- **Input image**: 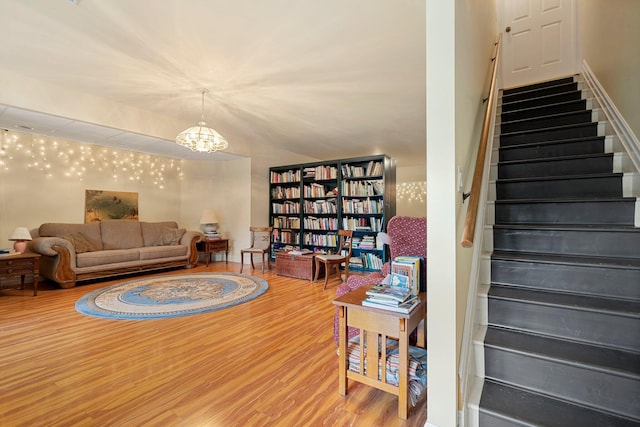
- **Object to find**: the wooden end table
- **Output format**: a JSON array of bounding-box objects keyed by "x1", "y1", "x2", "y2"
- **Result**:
[
  {"x1": 0, "y1": 252, "x2": 40, "y2": 296},
  {"x1": 200, "y1": 238, "x2": 229, "y2": 266},
  {"x1": 333, "y1": 285, "x2": 426, "y2": 419}
]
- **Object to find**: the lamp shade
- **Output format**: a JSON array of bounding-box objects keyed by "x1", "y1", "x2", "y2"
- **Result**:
[
  {"x1": 9, "y1": 226, "x2": 32, "y2": 253},
  {"x1": 200, "y1": 209, "x2": 219, "y2": 224},
  {"x1": 9, "y1": 227, "x2": 32, "y2": 241}
]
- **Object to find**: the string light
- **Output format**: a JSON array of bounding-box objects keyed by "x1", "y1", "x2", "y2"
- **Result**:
[
  {"x1": 397, "y1": 181, "x2": 426, "y2": 204},
  {"x1": 1, "y1": 130, "x2": 182, "y2": 188}
]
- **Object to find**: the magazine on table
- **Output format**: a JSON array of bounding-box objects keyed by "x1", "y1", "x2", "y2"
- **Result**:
[{"x1": 362, "y1": 294, "x2": 419, "y2": 314}]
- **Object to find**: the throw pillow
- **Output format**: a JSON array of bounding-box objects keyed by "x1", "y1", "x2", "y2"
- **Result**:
[
  {"x1": 63, "y1": 232, "x2": 96, "y2": 253},
  {"x1": 154, "y1": 227, "x2": 186, "y2": 246}
]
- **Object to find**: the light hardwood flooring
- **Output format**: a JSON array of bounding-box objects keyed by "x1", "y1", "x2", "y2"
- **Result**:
[{"x1": 0, "y1": 261, "x2": 427, "y2": 426}]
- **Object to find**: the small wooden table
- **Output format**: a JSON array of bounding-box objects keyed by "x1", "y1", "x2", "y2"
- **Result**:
[
  {"x1": 333, "y1": 285, "x2": 426, "y2": 419},
  {"x1": 0, "y1": 252, "x2": 40, "y2": 296},
  {"x1": 200, "y1": 238, "x2": 229, "y2": 266}
]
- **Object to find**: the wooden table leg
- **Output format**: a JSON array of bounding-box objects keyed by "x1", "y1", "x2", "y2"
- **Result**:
[
  {"x1": 398, "y1": 318, "x2": 409, "y2": 420},
  {"x1": 338, "y1": 306, "x2": 347, "y2": 396}
]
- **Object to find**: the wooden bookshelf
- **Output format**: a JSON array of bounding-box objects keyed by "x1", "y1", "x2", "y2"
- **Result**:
[{"x1": 269, "y1": 155, "x2": 395, "y2": 273}]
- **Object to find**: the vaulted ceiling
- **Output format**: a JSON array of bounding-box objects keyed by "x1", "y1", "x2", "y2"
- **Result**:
[{"x1": 0, "y1": 0, "x2": 426, "y2": 164}]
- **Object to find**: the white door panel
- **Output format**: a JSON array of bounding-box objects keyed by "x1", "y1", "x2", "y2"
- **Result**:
[{"x1": 499, "y1": 0, "x2": 576, "y2": 88}]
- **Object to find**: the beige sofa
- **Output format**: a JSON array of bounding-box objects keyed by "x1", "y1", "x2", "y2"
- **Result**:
[{"x1": 29, "y1": 220, "x2": 203, "y2": 288}]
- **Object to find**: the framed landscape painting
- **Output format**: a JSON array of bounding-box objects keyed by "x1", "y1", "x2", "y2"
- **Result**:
[{"x1": 85, "y1": 190, "x2": 139, "y2": 223}]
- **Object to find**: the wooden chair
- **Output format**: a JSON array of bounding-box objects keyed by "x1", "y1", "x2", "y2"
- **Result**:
[
  {"x1": 314, "y1": 229, "x2": 353, "y2": 289},
  {"x1": 240, "y1": 227, "x2": 272, "y2": 273}
]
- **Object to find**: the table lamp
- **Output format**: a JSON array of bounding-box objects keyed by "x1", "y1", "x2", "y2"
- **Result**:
[
  {"x1": 9, "y1": 227, "x2": 32, "y2": 253},
  {"x1": 200, "y1": 209, "x2": 219, "y2": 235}
]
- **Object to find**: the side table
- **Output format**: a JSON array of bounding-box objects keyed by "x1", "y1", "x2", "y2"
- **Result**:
[
  {"x1": 200, "y1": 238, "x2": 229, "y2": 266},
  {"x1": 0, "y1": 252, "x2": 40, "y2": 296},
  {"x1": 333, "y1": 285, "x2": 426, "y2": 419}
]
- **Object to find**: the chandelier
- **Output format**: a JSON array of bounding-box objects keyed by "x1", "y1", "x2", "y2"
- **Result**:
[{"x1": 176, "y1": 89, "x2": 228, "y2": 153}]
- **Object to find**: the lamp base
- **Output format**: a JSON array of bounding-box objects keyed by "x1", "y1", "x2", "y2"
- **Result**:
[
  {"x1": 203, "y1": 224, "x2": 217, "y2": 234},
  {"x1": 13, "y1": 240, "x2": 27, "y2": 253}
]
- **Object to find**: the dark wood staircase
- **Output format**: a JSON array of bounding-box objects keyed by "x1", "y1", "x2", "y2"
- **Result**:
[{"x1": 477, "y1": 76, "x2": 640, "y2": 426}]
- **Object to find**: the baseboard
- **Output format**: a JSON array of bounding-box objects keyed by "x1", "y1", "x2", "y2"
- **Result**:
[{"x1": 581, "y1": 60, "x2": 640, "y2": 172}]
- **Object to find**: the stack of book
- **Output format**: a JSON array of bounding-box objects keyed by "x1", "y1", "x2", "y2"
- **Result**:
[
  {"x1": 390, "y1": 255, "x2": 424, "y2": 296},
  {"x1": 362, "y1": 284, "x2": 420, "y2": 314}
]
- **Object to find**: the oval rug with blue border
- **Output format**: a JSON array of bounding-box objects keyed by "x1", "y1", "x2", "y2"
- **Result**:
[{"x1": 75, "y1": 272, "x2": 268, "y2": 320}]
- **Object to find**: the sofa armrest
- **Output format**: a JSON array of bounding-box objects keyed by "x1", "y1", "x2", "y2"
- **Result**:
[
  {"x1": 30, "y1": 236, "x2": 76, "y2": 257},
  {"x1": 181, "y1": 231, "x2": 204, "y2": 267},
  {"x1": 28, "y1": 237, "x2": 77, "y2": 287}
]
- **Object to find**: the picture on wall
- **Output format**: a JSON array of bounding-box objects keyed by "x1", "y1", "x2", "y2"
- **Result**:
[{"x1": 85, "y1": 190, "x2": 139, "y2": 223}]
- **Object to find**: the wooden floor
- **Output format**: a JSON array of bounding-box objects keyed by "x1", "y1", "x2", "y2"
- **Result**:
[{"x1": 0, "y1": 261, "x2": 427, "y2": 426}]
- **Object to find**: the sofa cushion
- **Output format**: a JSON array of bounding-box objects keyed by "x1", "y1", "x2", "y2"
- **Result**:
[
  {"x1": 139, "y1": 245, "x2": 188, "y2": 261},
  {"x1": 140, "y1": 221, "x2": 180, "y2": 247},
  {"x1": 63, "y1": 232, "x2": 97, "y2": 253},
  {"x1": 154, "y1": 227, "x2": 186, "y2": 246},
  {"x1": 76, "y1": 249, "x2": 140, "y2": 268},
  {"x1": 100, "y1": 220, "x2": 144, "y2": 250},
  {"x1": 39, "y1": 222, "x2": 103, "y2": 251}
]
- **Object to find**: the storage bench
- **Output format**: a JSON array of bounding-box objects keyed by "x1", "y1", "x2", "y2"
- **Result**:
[{"x1": 276, "y1": 252, "x2": 323, "y2": 281}]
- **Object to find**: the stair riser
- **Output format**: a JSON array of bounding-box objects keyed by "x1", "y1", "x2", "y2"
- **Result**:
[
  {"x1": 496, "y1": 175, "x2": 623, "y2": 199},
  {"x1": 501, "y1": 111, "x2": 593, "y2": 134},
  {"x1": 501, "y1": 91, "x2": 583, "y2": 113},
  {"x1": 494, "y1": 200, "x2": 636, "y2": 226},
  {"x1": 500, "y1": 99, "x2": 587, "y2": 123},
  {"x1": 503, "y1": 77, "x2": 575, "y2": 96},
  {"x1": 493, "y1": 228, "x2": 640, "y2": 259},
  {"x1": 502, "y1": 82, "x2": 578, "y2": 104},
  {"x1": 490, "y1": 258, "x2": 640, "y2": 301},
  {"x1": 488, "y1": 298, "x2": 640, "y2": 351},
  {"x1": 484, "y1": 346, "x2": 640, "y2": 421},
  {"x1": 501, "y1": 123, "x2": 598, "y2": 147},
  {"x1": 498, "y1": 137, "x2": 605, "y2": 162},
  {"x1": 498, "y1": 155, "x2": 613, "y2": 179}
]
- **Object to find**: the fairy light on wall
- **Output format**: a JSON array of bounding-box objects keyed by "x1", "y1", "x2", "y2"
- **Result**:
[
  {"x1": 1, "y1": 130, "x2": 183, "y2": 188},
  {"x1": 397, "y1": 181, "x2": 426, "y2": 204}
]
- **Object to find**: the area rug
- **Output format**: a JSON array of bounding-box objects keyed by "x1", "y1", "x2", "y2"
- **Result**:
[{"x1": 75, "y1": 272, "x2": 268, "y2": 320}]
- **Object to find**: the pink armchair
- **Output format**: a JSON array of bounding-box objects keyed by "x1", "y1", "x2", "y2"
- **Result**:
[{"x1": 333, "y1": 216, "x2": 427, "y2": 344}]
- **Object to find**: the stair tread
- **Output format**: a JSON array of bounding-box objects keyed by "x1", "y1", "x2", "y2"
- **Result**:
[
  {"x1": 500, "y1": 98, "x2": 586, "y2": 117},
  {"x1": 494, "y1": 197, "x2": 637, "y2": 205},
  {"x1": 496, "y1": 152, "x2": 613, "y2": 167},
  {"x1": 492, "y1": 223, "x2": 640, "y2": 232},
  {"x1": 485, "y1": 327, "x2": 640, "y2": 377},
  {"x1": 495, "y1": 171, "x2": 623, "y2": 184},
  {"x1": 500, "y1": 109, "x2": 592, "y2": 127},
  {"x1": 502, "y1": 82, "x2": 579, "y2": 104},
  {"x1": 502, "y1": 76, "x2": 575, "y2": 96},
  {"x1": 491, "y1": 250, "x2": 640, "y2": 270},
  {"x1": 500, "y1": 121, "x2": 597, "y2": 138},
  {"x1": 488, "y1": 286, "x2": 640, "y2": 318},
  {"x1": 480, "y1": 379, "x2": 640, "y2": 427},
  {"x1": 498, "y1": 135, "x2": 606, "y2": 151}
]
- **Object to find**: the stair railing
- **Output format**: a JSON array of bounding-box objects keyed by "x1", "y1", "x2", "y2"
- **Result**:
[
  {"x1": 461, "y1": 33, "x2": 502, "y2": 248},
  {"x1": 457, "y1": 34, "x2": 502, "y2": 424}
]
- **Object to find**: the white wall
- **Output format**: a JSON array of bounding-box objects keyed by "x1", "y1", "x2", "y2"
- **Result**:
[
  {"x1": 577, "y1": 0, "x2": 640, "y2": 138},
  {"x1": 426, "y1": 0, "x2": 497, "y2": 425},
  {"x1": 0, "y1": 130, "x2": 185, "y2": 245}
]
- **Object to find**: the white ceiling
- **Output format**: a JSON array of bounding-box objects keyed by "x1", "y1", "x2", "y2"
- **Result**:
[{"x1": 0, "y1": 0, "x2": 426, "y2": 164}]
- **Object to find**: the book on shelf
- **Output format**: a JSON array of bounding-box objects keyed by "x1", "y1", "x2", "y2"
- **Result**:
[{"x1": 362, "y1": 294, "x2": 419, "y2": 314}]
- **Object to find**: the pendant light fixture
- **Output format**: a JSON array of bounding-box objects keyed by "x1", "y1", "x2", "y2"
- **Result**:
[{"x1": 176, "y1": 89, "x2": 228, "y2": 153}]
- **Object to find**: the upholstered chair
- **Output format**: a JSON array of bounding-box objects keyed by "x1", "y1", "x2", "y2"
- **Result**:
[
  {"x1": 240, "y1": 227, "x2": 272, "y2": 273},
  {"x1": 333, "y1": 216, "x2": 427, "y2": 344}
]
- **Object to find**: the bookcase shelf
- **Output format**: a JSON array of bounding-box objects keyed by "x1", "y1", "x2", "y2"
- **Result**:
[{"x1": 269, "y1": 155, "x2": 395, "y2": 273}]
